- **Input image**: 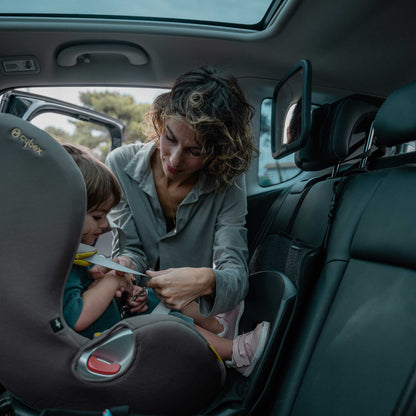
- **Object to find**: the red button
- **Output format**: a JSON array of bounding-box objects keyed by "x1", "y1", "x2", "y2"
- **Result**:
[{"x1": 87, "y1": 355, "x2": 121, "y2": 375}]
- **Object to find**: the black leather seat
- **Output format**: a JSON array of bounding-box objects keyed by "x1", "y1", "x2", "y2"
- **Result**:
[
  {"x1": 267, "y1": 82, "x2": 416, "y2": 415},
  {"x1": 249, "y1": 95, "x2": 378, "y2": 316},
  {"x1": 227, "y1": 96, "x2": 379, "y2": 415}
]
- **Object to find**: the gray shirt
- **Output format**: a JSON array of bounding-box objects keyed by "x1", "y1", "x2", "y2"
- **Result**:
[{"x1": 105, "y1": 142, "x2": 249, "y2": 316}]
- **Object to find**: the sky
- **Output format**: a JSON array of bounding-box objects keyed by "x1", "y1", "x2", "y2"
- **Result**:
[{"x1": 25, "y1": 86, "x2": 164, "y2": 106}]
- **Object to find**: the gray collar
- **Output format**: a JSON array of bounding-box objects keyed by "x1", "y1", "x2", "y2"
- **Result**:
[{"x1": 124, "y1": 141, "x2": 217, "y2": 200}]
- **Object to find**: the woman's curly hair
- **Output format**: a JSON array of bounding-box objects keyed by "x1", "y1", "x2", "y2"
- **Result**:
[{"x1": 145, "y1": 66, "x2": 257, "y2": 189}]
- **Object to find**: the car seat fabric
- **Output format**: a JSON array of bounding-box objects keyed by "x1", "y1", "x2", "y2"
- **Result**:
[
  {"x1": 270, "y1": 82, "x2": 416, "y2": 416},
  {"x1": 0, "y1": 114, "x2": 224, "y2": 415}
]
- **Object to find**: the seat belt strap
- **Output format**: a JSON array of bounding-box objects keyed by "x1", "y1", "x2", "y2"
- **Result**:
[{"x1": 74, "y1": 243, "x2": 148, "y2": 279}]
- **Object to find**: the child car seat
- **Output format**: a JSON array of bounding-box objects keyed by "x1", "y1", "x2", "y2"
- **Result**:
[{"x1": 0, "y1": 114, "x2": 224, "y2": 415}]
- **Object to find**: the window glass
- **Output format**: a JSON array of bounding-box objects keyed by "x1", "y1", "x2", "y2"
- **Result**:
[
  {"x1": 1, "y1": 0, "x2": 278, "y2": 28},
  {"x1": 30, "y1": 113, "x2": 112, "y2": 162},
  {"x1": 258, "y1": 98, "x2": 301, "y2": 186},
  {"x1": 16, "y1": 87, "x2": 168, "y2": 161}
]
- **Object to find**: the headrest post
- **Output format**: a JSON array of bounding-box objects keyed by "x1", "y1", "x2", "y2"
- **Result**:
[
  {"x1": 331, "y1": 163, "x2": 340, "y2": 178},
  {"x1": 359, "y1": 122, "x2": 375, "y2": 168}
]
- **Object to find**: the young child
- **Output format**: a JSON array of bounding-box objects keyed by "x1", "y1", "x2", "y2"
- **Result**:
[
  {"x1": 64, "y1": 143, "x2": 269, "y2": 377},
  {"x1": 62, "y1": 144, "x2": 148, "y2": 339}
]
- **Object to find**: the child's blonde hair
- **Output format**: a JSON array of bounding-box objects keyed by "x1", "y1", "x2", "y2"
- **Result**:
[{"x1": 63, "y1": 144, "x2": 122, "y2": 210}]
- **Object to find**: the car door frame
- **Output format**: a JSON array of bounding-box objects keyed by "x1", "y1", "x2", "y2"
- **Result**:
[{"x1": 0, "y1": 89, "x2": 125, "y2": 149}]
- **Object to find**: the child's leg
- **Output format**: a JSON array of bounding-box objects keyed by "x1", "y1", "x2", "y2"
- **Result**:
[
  {"x1": 181, "y1": 302, "x2": 223, "y2": 334},
  {"x1": 194, "y1": 321, "x2": 271, "y2": 378},
  {"x1": 182, "y1": 300, "x2": 244, "y2": 340},
  {"x1": 195, "y1": 325, "x2": 232, "y2": 360}
]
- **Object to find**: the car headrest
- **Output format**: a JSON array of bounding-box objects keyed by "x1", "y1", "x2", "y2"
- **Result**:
[
  {"x1": 296, "y1": 96, "x2": 379, "y2": 171},
  {"x1": 0, "y1": 113, "x2": 224, "y2": 415},
  {"x1": 374, "y1": 80, "x2": 416, "y2": 147}
]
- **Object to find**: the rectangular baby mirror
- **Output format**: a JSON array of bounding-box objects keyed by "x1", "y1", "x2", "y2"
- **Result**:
[{"x1": 271, "y1": 59, "x2": 312, "y2": 159}]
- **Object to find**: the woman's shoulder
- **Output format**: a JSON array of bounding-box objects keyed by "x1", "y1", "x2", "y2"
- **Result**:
[
  {"x1": 106, "y1": 142, "x2": 157, "y2": 171},
  {"x1": 106, "y1": 143, "x2": 144, "y2": 165}
]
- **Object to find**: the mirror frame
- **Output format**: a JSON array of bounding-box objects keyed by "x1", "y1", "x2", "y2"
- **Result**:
[{"x1": 271, "y1": 59, "x2": 312, "y2": 159}]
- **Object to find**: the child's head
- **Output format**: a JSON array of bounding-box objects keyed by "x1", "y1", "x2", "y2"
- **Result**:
[{"x1": 63, "y1": 143, "x2": 122, "y2": 245}]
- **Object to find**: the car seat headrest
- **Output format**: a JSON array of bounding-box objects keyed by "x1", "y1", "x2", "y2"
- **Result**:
[
  {"x1": 296, "y1": 96, "x2": 378, "y2": 171},
  {"x1": 0, "y1": 113, "x2": 224, "y2": 415},
  {"x1": 374, "y1": 81, "x2": 416, "y2": 147}
]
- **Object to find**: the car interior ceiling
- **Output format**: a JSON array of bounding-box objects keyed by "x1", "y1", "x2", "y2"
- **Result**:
[{"x1": 1, "y1": 0, "x2": 416, "y2": 415}]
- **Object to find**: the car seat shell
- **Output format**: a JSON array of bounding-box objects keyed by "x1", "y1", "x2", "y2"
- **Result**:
[{"x1": 0, "y1": 114, "x2": 224, "y2": 415}]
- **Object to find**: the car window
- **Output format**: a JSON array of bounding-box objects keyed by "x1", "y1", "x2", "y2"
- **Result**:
[
  {"x1": 258, "y1": 98, "x2": 301, "y2": 186},
  {"x1": 30, "y1": 113, "x2": 113, "y2": 162},
  {"x1": 2, "y1": 0, "x2": 281, "y2": 29},
  {"x1": 12, "y1": 87, "x2": 168, "y2": 161}
]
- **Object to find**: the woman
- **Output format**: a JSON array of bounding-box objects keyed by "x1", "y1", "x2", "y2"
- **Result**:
[{"x1": 106, "y1": 67, "x2": 268, "y2": 376}]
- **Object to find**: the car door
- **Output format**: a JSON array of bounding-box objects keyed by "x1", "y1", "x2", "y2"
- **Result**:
[{"x1": 0, "y1": 90, "x2": 126, "y2": 150}]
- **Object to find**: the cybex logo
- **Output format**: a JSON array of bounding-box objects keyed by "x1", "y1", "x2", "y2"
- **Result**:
[{"x1": 11, "y1": 127, "x2": 44, "y2": 155}]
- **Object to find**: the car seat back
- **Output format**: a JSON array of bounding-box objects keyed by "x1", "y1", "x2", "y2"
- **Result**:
[
  {"x1": 250, "y1": 95, "x2": 378, "y2": 296},
  {"x1": 194, "y1": 93, "x2": 379, "y2": 416},
  {"x1": 269, "y1": 81, "x2": 416, "y2": 416},
  {"x1": 234, "y1": 96, "x2": 379, "y2": 415},
  {"x1": 0, "y1": 114, "x2": 224, "y2": 415}
]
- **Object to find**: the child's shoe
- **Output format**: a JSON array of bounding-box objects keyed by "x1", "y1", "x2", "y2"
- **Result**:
[
  {"x1": 215, "y1": 300, "x2": 245, "y2": 340},
  {"x1": 227, "y1": 321, "x2": 270, "y2": 377}
]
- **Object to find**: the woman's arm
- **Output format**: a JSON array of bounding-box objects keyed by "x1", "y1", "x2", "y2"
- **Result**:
[
  {"x1": 147, "y1": 176, "x2": 249, "y2": 315},
  {"x1": 207, "y1": 175, "x2": 249, "y2": 315},
  {"x1": 147, "y1": 267, "x2": 216, "y2": 311},
  {"x1": 106, "y1": 147, "x2": 149, "y2": 273}
]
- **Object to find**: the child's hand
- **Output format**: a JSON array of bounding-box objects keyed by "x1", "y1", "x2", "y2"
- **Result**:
[
  {"x1": 89, "y1": 264, "x2": 107, "y2": 280},
  {"x1": 101, "y1": 269, "x2": 134, "y2": 297},
  {"x1": 88, "y1": 256, "x2": 135, "y2": 280},
  {"x1": 113, "y1": 256, "x2": 135, "y2": 270},
  {"x1": 117, "y1": 271, "x2": 135, "y2": 296},
  {"x1": 128, "y1": 286, "x2": 149, "y2": 314}
]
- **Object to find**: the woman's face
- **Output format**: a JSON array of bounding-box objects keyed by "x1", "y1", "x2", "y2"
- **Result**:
[
  {"x1": 82, "y1": 197, "x2": 114, "y2": 246},
  {"x1": 159, "y1": 117, "x2": 205, "y2": 183}
]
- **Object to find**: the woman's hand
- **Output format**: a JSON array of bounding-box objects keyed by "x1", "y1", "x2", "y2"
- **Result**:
[{"x1": 146, "y1": 267, "x2": 216, "y2": 311}]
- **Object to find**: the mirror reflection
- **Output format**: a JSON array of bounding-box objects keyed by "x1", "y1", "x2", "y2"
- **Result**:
[{"x1": 272, "y1": 60, "x2": 311, "y2": 159}]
